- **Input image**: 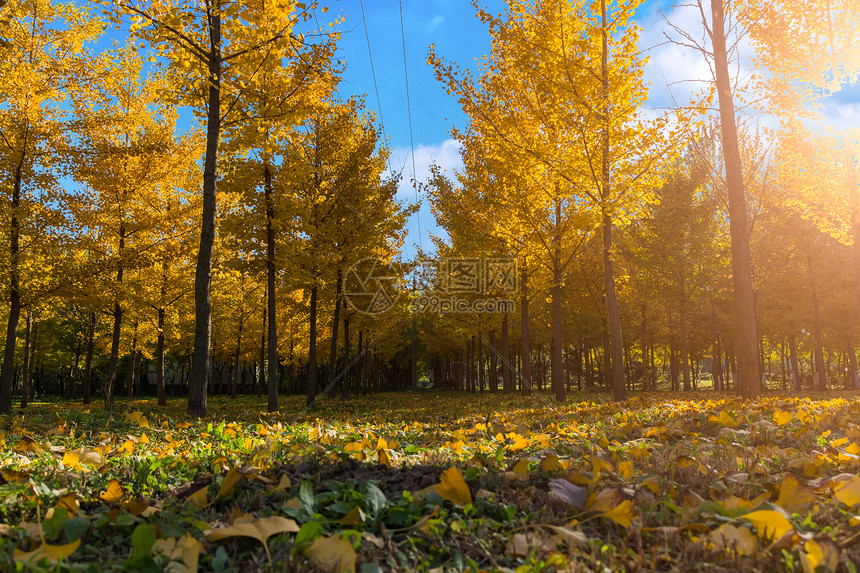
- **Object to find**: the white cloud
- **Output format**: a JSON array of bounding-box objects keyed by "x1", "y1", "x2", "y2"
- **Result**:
[
  {"x1": 426, "y1": 15, "x2": 444, "y2": 32},
  {"x1": 389, "y1": 139, "x2": 463, "y2": 258}
]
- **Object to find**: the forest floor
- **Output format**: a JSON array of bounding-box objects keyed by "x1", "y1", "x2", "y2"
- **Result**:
[{"x1": 1, "y1": 389, "x2": 860, "y2": 572}]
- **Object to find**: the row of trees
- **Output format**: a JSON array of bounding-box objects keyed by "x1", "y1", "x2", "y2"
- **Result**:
[
  {"x1": 1, "y1": 0, "x2": 858, "y2": 415},
  {"x1": 0, "y1": 0, "x2": 416, "y2": 415},
  {"x1": 420, "y1": 0, "x2": 860, "y2": 402}
]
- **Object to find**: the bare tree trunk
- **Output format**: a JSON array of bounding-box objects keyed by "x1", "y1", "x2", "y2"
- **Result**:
[
  {"x1": 188, "y1": 15, "x2": 222, "y2": 419},
  {"x1": 519, "y1": 262, "x2": 532, "y2": 395},
  {"x1": 551, "y1": 198, "x2": 565, "y2": 402},
  {"x1": 600, "y1": 0, "x2": 626, "y2": 402},
  {"x1": 502, "y1": 312, "x2": 511, "y2": 392},
  {"x1": 232, "y1": 319, "x2": 242, "y2": 399},
  {"x1": 0, "y1": 144, "x2": 26, "y2": 414},
  {"x1": 711, "y1": 0, "x2": 761, "y2": 399},
  {"x1": 812, "y1": 288, "x2": 827, "y2": 390},
  {"x1": 342, "y1": 315, "x2": 350, "y2": 398},
  {"x1": 711, "y1": 298, "x2": 723, "y2": 390},
  {"x1": 127, "y1": 322, "x2": 138, "y2": 401},
  {"x1": 306, "y1": 284, "x2": 318, "y2": 407},
  {"x1": 264, "y1": 162, "x2": 278, "y2": 412},
  {"x1": 327, "y1": 269, "x2": 343, "y2": 399},
  {"x1": 20, "y1": 310, "x2": 32, "y2": 409},
  {"x1": 680, "y1": 290, "x2": 691, "y2": 391}
]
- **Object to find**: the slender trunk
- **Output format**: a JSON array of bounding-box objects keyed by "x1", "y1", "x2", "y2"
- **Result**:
[
  {"x1": 83, "y1": 311, "x2": 96, "y2": 404},
  {"x1": 188, "y1": 17, "x2": 222, "y2": 418},
  {"x1": 640, "y1": 302, "x2": 648, "y2": 392},
  {"x1": 258, "y1": 305, "x2": 265, "y2": 398},
  {"x1": 711, "y1": 0, "x2": 760, "y2": 399},
  {"x1": 850, "y1": 344, "x2": 858, "y2": 390},
  {"x1": 489, "y1": 329, "x2": 498, "y2": 392},
  {"x1": 19, "y1": 310, "x2": 32, "y2": 409},
  {"x1": 307, "y1": 284, "x2": 318, "y2": 407},
  {"x1": 342, "y1": 315, "x2": 350, "y2": 398},
  {"x1": 327, "y1": 268, "x2": 342, "y2": 399},
  {"x1": 0, "y1": 142, "x2": 26, "y2": 414},
  {"x1": 127, "y1": 322, "x2": 138, "y2": 401},
  {"x1": 599, "y1": 0, "x2": 626, "y2": 402},
  {"x1": 551, "y1": 198, "x2": 565, "y2": 402},
  {"x1": 104, "y1": 225, "x2": 125, "y2": 410},
  {"x1": 502, "y1": 312, "x2": 511, "y2": 393},
  {"x1": 812, "y1": 288, "x2": 827, "y2": 390},
  {"x1": 711, "y1": 298, "x2": 723, "y2": 391},
  {"x1": 357, "y1": 329, "x2": 364, "y2": 395},
  {"x1": 789, "y1": 332, "x2": 800, "y2": 390},
  {"x1": 232, "y1": 319, "x2": 242, "y2": 399},
  {"x1": 844, "y1": 131, "x2": 860, "y2": 325},
  {"x1": 670, "y1": 336, "x2": 679, "y2": 391},
  {"x1": 519, "y1": 262, "x2": 532, "y2": 395},
  {"x1": 157, "y1": 307, "x2": 166, "y2": 405},
  {"x1": 680, "y1": 290, "x2": 691, "y2": 391},
  {"x1": 264, "y1": 162, "x2": 278, "y2": 412}
]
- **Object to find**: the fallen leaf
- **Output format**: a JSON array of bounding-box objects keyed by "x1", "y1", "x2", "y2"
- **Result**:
[
  {"x1": 436, "y1": 467, "x2": 472, "y2": 506},
  {"x1": 776, "y1": 475, "x2": 815, "y2": 514},
  {"x1": 207, "y1": 515, "x2": 299, "y2": 561},
  {"x1": 706, "y1": 523, "x2": 759, "y2": 556},
  {"x1": 540, "y1": 454, "x2": 564, "y2": 473},
  {"x1": 13, "y1": 539, "x2": 80, "y2": 563},
  {"x1": 741, "y1": 509, "x2": 793, "y2": 541},
  {"x1": 511, "y1": 458, "x2": 529, "y2": 477},
  {"x1": 505, "y1": 532, "x2": 554, "y2": 557},
  {"x1": 585, "y1": 487, "x2": 624, "y2": 513},
  {"x1": 800, "y1": 538, "x2": 840, "y2": 573},
  {"x1": 304, "y1": 535, "x2": 357, "y2": 573},
  {"x1": 833, "y1": 475, "x2": 860, "y2": 507},
  {"x1": 599, "y1": 500, "x2": 636, "y2": 528},
  {"x1": 618, "y1": 460, "x2": 633, "y2": 480},
  {"x1": 100, "y1": 479, "x2": 125, "y2": 503},
  {"x1": 543, "y1": 524, "x2": 589, "y2": 549},
  {"x1": 336, "y1": 506, "x2": 364, "y2": 526},
  {"x1": 267, "y1": 474, "x2": 292, "y2": 494},
  {"x1": 187, "y1": 486, "x2": 208, "y2": 508},
  {"x1": 719, "y1": 411, "x2": 739, "y2": 428}
]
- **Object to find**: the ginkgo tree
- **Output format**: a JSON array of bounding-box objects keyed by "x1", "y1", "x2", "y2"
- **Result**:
[
  {"x1": 0, "y1": 0, "x2": 102, "y2": 414},
  {"x1": 67, "y1": 48, "x2": 198, "y2": 409},
  {"x1": 431, "y1": 0, "x2": 682, "y2": 402},
  {"x1": 108, "y1": 0, "x2": 340, "y2": 417}
]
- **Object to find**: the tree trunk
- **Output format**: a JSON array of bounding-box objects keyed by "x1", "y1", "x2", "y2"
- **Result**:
[
  {"x1": 20, "y1": 310, "x2": 32, "y2": 409},
  {"x1": 502, "y1": 312, "x2": 512, "y2": 392},
  {"x1": 711, "y1": 0, "x2": 761, "y2": 399},
  {"x1": 519, "y1": 262, "x2": 532, "y2": 395},
  {"x1": 812, "y1": 288, "x2": 827, "y2": 390},
  {"x1": 127, "y1": 322, "x2": 138, "y2": 401},
  {"x1": 551, "y1": 198, "x2": 565, "y2": 402},
  {"x1": 789, "y1": 332, "x2": 800, "y2": 390},
  {"x1": 489, "y1": 329, "x2": 498, "y2": 392},
  {"x1": 327, "y1": 268, "x2": 343, "y2": 399},
  {"x1": 83, "y1": 310, "x2": 96, "y2": 404},
  {"x1": 307, "y1": 284, "x2": 318, "y2": 407},
  {"x1": 600, "y1": 0, "x2": 626, "y2": 402},
  {"x1": 0, "y1": 143, "x2": 25, "y2": 414},
  {"x1": 680, "y1": 290, "x2": 691, "y2": 391},
  {"x1": 156, "y1": 307, "x2": 166, "y2": 405},
  {"x1": 188, "y1": 17, "x2": 222, "y2": 418},
  {"x1": 232, "y1": 318, "x2": 242, "y2": 399},
  {"x1": 264, "y1": 162, "x2": 278, "y2": 412},
  {"x1": 342, "y1": 315, "x2": 350, "y2": 398},
  {"x1": 105, "y1": 222, "x2": 125, "y2": 411},
  {"x1": 711, "y1": 298, "x2": 722, "y2": 391},
  {"x1": 258, "y1": 305, "x2": 265, "y2": 398}
]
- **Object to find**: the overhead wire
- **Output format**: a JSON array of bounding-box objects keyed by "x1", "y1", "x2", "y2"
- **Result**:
[
  {"x1": 399, "y1": 0, "x2": 423, "y2": 253},
  {"x1": 359, "y1": 0, "x2": 392, "y2": 173}
]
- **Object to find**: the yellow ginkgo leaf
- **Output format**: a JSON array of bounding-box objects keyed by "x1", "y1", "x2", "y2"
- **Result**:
[
  {"x1": 539, "y1": 453, "x2": 564, "y2": 473},
  {"x1": 800, "y1": 538, "x2": 840, "y2": 573},
  {"x1": 773, "y1": 410, "x2": 793, "y2": 427},
  {"x1": 336, "y1": 506, "x2": 364, "y2": 526},
  {"x1": 718, "y1": 411, "x2": 738, "y2": 428},
  {"x1": 377, "y1": 449, "x2": 392, "y2": 467},
  {"x1": 833, "y1": 475, "x2": 860, "y2": 507},
  {"x1": 187, "y1": 486, "x2": 208, "y2": 508},
  {"x1": 62, "y1": 451, "x2": 81, "y2": 470},
  {"x1": 56, "y1": 493, "x2": 79, "y2": 515},
  {"x1": 266, "y1": 474, "x2": 292, "y2": 494},
  {"x1": 511, "y1": 458, "x2": 529, "y2": 477},
  {"x1": 586, "y1": 487, "x2": 624, "y2": 513},
  {"x1": 776, "y1": 475, "x2": 815, "y2": 515},
  {"x1": 436, "y1": 467, "x2": 472, "y2": 506},
  {"x1": 618, "y1": 461, "x2": 633, "y2": 480},
  {"x1": 599, "y1": 500, "x2": 636, "y2": 528},
  {"x1": 304, "y1": 535, "x2": 357, "y2": 573},
  {"x1": 207, "y1": 515, "x2": 299, "y2": 561},
  {"x1": 100, "y1": 479, "x2": 125, "y2": 503},
  {"x1": 13, "y1": 539, "x2": 80, "y2": 563},
  {"x1": 741, "y1": 509, "x2": 793, "y2": 541},
  {"x1": 218, "y1": 468, "x2": 243, "y2": 499},
  {"x1": 706, "y1": 523, "x2": 759, "y2": 556}
]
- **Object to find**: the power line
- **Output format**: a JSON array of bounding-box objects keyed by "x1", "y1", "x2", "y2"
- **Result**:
[
  {"x1": 359, "y1": 0, "x2": 391, "y2": 173},
  {"x1": 399, "y1": 0, "x2": 423, "y2": 253}
]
